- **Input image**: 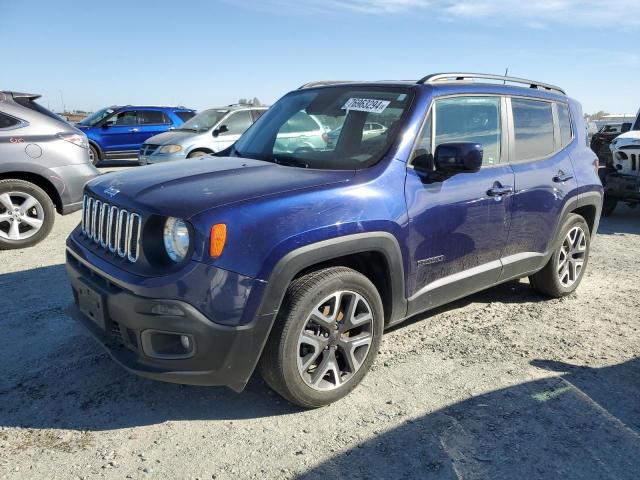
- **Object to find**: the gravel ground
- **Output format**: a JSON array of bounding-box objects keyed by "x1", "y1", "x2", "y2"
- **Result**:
[{"x1": 1, "y1": 168, "x2": 639, "y2": 479}]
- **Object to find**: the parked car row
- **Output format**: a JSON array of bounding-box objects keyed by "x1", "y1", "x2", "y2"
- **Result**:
[{"x1": 599, "y1": 108, "x2": 640, "y2": 215}]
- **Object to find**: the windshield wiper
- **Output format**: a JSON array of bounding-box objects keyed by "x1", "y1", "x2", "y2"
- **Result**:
[{"x1": 176, "y1": 127, "x2": 198, "y2": 132}]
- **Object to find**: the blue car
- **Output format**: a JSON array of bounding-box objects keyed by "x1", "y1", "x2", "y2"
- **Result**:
[
  {"x1": 76, "y1": 106, "x2": 195, "y2": 165},
  {"x1": 66, "y1": 73, "x2": 602, "y2": 407}
]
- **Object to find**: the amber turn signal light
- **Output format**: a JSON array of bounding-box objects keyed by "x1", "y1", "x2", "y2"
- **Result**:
[{"x1": 210, "y1": 224, "x2": 227, "y2": 258}]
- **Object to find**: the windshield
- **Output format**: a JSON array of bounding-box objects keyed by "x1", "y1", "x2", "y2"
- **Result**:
[
  {"x1": 232, "y1": 86, "x2": 413, "y2": 170},
  {"x1": 634, "y1": 111, "x2": 640, "y2": 131},
  {"x1": 178, "y1": 109, "x2": 229, "y2": 131},
  {"x1": 79, "y1": 108, "x2": 115, "y2": 126}
]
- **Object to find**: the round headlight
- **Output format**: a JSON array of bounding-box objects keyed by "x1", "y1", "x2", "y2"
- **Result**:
[
  {"x1": 163, "y1": 217, "x2": 190, "y2": 262},
  {"x1": 158, "y1": 144, "x2": 182, "y2": 154}
]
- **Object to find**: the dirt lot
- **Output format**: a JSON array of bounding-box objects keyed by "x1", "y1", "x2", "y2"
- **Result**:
[{"x1": 1, "y1": 168, "x2": 639, "y2": 479}]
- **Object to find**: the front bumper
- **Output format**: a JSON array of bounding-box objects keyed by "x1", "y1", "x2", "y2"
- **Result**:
[
  {"x1": 604, "y1": 173, "x2": 640, "y2": 200},
  {"x1": 65, "y1": 247, "x2": 274, "y2": 392}
]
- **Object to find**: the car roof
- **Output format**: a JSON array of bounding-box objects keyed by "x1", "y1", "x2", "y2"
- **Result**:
[{"x1": 298, "y1": 73, "x2": 568, "y2": 101}]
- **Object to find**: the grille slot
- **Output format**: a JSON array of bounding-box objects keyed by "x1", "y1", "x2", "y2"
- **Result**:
[{"x1": 81, "y1": 194, "x2": 142, "y2": 262}]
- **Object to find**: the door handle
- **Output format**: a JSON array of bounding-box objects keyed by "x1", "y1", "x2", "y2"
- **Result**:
[
  {"x1": 487, "y1": 185, "x2": 514, "y2": 197},
  {"x1": 129, "y1": 128, "x2": 139, "y2": 132},
  {"x1": 553, "y1": 172, "x2": 574, "y2": 183}
]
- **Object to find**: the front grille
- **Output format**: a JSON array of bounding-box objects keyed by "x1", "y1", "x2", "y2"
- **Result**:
[
  {"x1": 141, "y1": 144, "x2": 160, "y2": 156},
  {"x1": 81, "y1": 195, "x2": 142, "y2": 262}
]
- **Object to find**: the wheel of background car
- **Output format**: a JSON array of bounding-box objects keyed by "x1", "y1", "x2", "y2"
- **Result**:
[
  {"x1": 529, "y1": 213, "x2": 590, "y2": 298},
  {"x1": 0, "y1": 179, "x2": 55, "y2": 250},
  {"x1": 601, "y1": 195, "x2": 618, "y2": 217},
  {"x1": 187, "y1": 151, "x2": 208, "y2": 159},
  {"x1": 258, "y1": 266, "x2": 384, "y2": 408},
  {"x1": 88, "y1": 144, "x2": 99, "y2": 166}
]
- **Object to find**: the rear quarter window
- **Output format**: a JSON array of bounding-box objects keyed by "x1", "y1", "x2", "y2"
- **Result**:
[
  {"x1": 557, "y1": 103, "x2": 573, "y2": 147},
  {"x1": 511, "y1": 98, "x2": 555, "y2": 161}
]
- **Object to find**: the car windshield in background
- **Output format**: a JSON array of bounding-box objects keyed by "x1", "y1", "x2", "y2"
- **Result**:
[
  {"x1": 232, "y1": 86, "x2": 414, "y2": 170},
  {"x1": 79, "y1": 108, "x2": 115, "y2": 126},
  {"x1": 178, "y1": 109, "x2": 229, "y2": 131}
]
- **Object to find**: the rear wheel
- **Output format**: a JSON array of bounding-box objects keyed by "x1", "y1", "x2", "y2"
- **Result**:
[
  {"x1": 259, "y1": 267, "x2": 384, "y2": 408},
  {"x1": 88, "y1": 144, "x2": 100, "y2": 166},
  {"x1": 529, "y1": 214, "x2": 590, "y2": 298},
  {"x1": 0, "y1": 179, "x2": 55, "y2": 250}
]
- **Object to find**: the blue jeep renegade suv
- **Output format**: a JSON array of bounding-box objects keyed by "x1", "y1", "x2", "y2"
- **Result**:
[
  {"x1": 76, "y1": 105, "x2": 195, "y2": 165},
  {"x1": 66, "y1": 73, "x2": 603, "y2": 407}
]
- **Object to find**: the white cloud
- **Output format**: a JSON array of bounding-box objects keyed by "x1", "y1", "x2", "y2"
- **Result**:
[{"x1": 234, "y1": 0, "x2": 640, "y2": 28}]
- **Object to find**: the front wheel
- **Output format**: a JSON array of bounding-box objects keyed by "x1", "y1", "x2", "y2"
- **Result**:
[
  {"x1": 0, "y1": 179, "x2": 55, "y2": 250},
  {"x1": 529, "y1": 213, "x2": 590, "y2": 298},
  {"x1": 259, "y1": 267, "x2": 384, "y2": 408},
  {"x1": 88, "y1": 144, "x2": 100, "y2": 166}
]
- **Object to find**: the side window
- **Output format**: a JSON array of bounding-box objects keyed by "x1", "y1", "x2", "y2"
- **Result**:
[
  {"x1": 0, "y1": 112, "x2": 21, "y2": 129},
  {"x1": 557, "y1": 103, "x2": 573, "y2": 147},
  {"x1": 107, "y1": 110, "x2": 139, "y2": 126},
  {"x1": 434, "y1": 96, "x2": 501, "y2": 166},
  {"x1": 511, "y1": 99, "x2": 554, "y2": 161},
  {"x1": 140, "y1": 110, "x2": 170, "y2": 125},
  {"x1": 220, "y1": 110, "x2": 253, "y2": 135}
]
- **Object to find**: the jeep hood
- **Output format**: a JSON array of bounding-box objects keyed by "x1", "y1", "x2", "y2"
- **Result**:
[{"x1": 87, "y1": 156, "x2": 354, "y2": 219}]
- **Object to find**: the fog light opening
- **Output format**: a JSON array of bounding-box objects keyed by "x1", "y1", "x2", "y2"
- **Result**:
[{"x1": 140, "y1": 330, "x2": 195, "y2": 359}]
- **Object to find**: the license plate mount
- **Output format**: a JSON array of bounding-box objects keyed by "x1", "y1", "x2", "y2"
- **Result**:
[{"x1": 77, "y1": 281, "x2": 106, "y2": 331}]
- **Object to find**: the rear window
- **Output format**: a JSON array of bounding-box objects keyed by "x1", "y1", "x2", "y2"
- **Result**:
[
  {"x1": 175, "y1": 111, "x2": 195, "y2": 122},
  {"x1": 0, "y1": 111, "x2": 21, "y2": 129},
  {"x1": 512, "y1": 98, "x2": 555, "y2": 161},
  {"x1": 140, "y1": 110, "x2": 170, "y2": 124}
]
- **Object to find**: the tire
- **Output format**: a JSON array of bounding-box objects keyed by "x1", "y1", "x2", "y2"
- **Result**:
[
  {"x1": 0, "y1": 179, "x2": 55, "y2": 250},
  {"x1": 259, "y1": 267, "x2": 384, "y2": 408},
  {"x1": 601, "y1": 195, "x2": 617, "y2": 217},
  {"x1": 89, "y1": 144, "x2": 100, "y2": 166},
  {"x1": 529, "y1": 213, "x2": 591, "y2": 298},
  {"x1": 187, "y1": 150, "x2": 208, "y2": 159}
]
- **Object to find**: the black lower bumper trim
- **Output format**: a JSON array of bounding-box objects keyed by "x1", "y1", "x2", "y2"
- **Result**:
[{"x1": 66, "y1": 256, "x2": 274, "y2": 392}]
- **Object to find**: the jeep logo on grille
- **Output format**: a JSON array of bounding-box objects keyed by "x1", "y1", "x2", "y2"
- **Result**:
[{"x1": 104, "y1": 186, "x2": 120, "y2": 198}]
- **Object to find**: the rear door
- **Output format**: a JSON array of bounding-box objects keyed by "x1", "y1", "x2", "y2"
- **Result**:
[
  {"x1": 499, "y1": 97, "x2": 578, "y2": 280},
  {"x1": 138, "y1": 109, "x2": 172, "y2": 144},
  {"x1": 404, "y1": 95, "x2": 515, "y2": 315}
]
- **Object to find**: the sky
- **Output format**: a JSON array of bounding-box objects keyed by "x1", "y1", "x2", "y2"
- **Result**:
[{"x1": 1, "y1": 0, "x2": 639, "y2": 115}]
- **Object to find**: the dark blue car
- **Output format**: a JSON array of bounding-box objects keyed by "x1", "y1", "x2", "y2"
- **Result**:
[
  {"x1": 66, "y1": 73, "x2": 603, "y2": 407},
  {"x1": 76, "y1": 105, "x2": 195, "y2": 164}
]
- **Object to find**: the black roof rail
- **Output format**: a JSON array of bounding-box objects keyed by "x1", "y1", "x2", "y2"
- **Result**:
[
  {"x1": 418, "y1": 72, "x2": 566, "y2": 95},
  {"x1": 298, "y1": 80, "x2": 356, "y2": 89}
]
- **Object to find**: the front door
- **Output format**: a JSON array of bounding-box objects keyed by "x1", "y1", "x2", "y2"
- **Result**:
[
  {"x1": 214, "y1": 110, "x2": 254, "y2": 150},
  {"x1": 100, "y1": 109, "x2": 140, "y2": 153},
  {"x1": 405, "y1": 95, "x2": 514, "y2": 315}
]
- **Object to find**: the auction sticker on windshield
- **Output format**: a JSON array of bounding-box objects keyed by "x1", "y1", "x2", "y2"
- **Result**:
[{"x1": 342, "y1": 98, "x2": 390, "y2": 114}]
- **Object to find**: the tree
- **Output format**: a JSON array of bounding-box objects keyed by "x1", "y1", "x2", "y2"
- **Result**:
[{"x1": 238, "y1": 98, "x2": 262, "y2": 106}]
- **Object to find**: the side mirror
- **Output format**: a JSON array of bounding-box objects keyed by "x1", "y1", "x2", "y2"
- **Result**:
[
  {"x1": 100, "y1": 122, "x2": 110, "y2": 129},
  {"x1": 622, "y1": 122, "x2": 632, "y2": 133},
  {"x1": 434, "y1": 142, "x2": 483, "y2": 174},
  {"x1": 213, "y1": 125, "x2": 229, "y2": 137}
]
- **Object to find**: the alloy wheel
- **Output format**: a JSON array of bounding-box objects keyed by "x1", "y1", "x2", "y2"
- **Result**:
[
  {"x1": 0, "y1": 191, "x2": 45, "y2": 241},
  {"x1": 557, "y1": 226, "x2": 587, "y2": 288},
  {"x1": 297, "y1": 291, "x2": 374, "y2": 391}
]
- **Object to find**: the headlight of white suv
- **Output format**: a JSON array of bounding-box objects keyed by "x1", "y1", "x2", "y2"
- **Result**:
[
  {"x1": 163, "y1": 217, "x2": 190, "y2": 262},
  {"x1": 158, "y1": 144, "x2": 182, "y2": 154}
]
